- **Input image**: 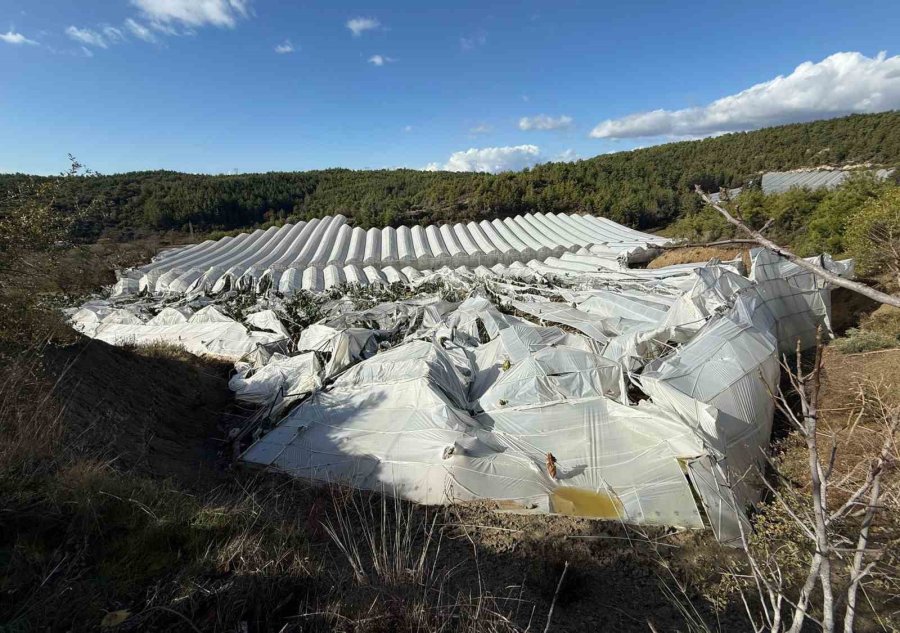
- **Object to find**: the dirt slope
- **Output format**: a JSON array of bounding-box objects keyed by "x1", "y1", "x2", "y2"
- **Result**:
[{"x1": 42, "y1": 339, "x2": 234, "y2": 483}]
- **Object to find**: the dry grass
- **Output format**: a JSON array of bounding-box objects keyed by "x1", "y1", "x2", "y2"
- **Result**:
[
  {"x1": 862, "y1": 304, "x2": 900, "y2": 338},
  {"x1": 0, "y1": 341, "x2": 69, "y2": 475},
  {"x1": 832, "y1": 304, "x2": 900, "y2": 353},
  {"x1": 0, "y1": 337, "x2": 747, "y2": 632},
  {"x1": 0, "y1": 244, "x2": 532, "y2": 631},
  {"x1": 123, "y1": 340, "x2": 199, "y2": 362},
  {"x1": 0, "y1": 336, "x2": 534, "y2": 632},
  {"x1": 647, "y1": 246, "x2": 751, "y2": 270},
  {"x1": 0, "y1": 238, "x2": 165, "y2": 346}
]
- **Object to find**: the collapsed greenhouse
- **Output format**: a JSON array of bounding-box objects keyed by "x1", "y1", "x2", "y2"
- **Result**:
[{"x1": 68, "y1": 212, "x2": 853, "y2": 545}]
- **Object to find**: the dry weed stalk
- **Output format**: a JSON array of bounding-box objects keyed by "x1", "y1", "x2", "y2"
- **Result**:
[
  {"x1": 0, "y1": 338, "x2": 72, "y2": 474},
  {"x1": 320, "y1": 487, "x2": 528, "y2": 632}
]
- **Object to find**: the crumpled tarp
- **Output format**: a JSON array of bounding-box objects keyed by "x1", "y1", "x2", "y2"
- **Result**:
[
  {"x1": 230, "y1": 352, "x2": 322, "y2": 414},
  {"x1": 68, "y1": 304, "x2": 286, "y2": 360},
  {"x1": 69, "y1": 233, "x2": 852, "y2": 544}
]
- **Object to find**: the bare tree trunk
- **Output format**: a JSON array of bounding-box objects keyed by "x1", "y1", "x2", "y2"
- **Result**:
[
  {"x1": 658, "y1": 238, "x2": 760, "y2": 249},
  {"x1": 798, "y1": 337, "x2": 835, "y2": 632},
  {"x1": 696, "y1": 187, "x2": 900, "y2": 308},
  {"x1": 787, "y1": 552, "x2": 823, "y2": 633}
]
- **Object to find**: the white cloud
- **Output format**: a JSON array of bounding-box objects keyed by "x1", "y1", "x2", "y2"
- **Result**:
[
  {"x1": 102, "y1": 25, "x2": 125, "y2": 42},
  {"x1": 346, "y1": 17, "x2": 379, "y2": 37},
  {"x1": 0, "y1": 30, "x2": 38, "y2": 45},
  {"x1": 368, "y1": 54, "x2": 395, "y2": 66},
  {"x1": 125, "y1": 18, "x2": 156, "y2": 42},
  {"x1": 149, "y1": 20, "x2": 179, "y2": 35},
  {"x1": 81, "y1": 46, "x2": 94, "y2": 58},
  {"x1": 460, "y1": 31, "x2": 486, "y2": 51},
  {"x1": 131, "y1": 0, "x2": 251, "y2": 29},
  {"x1": 426, "y1": 145, "x2": 541, "y2": 173},
  {"x1": 590, "y1": 51, "x2": 900, "y2": 139},
  {"x1": 519, "y1": 114, "x2": 573, "y2": 131},
  {"x1": 554, "y1": 149, "x2": 579, "y2": 162},
  {"x1": 469, "y1": 123, "x2": 492, "y2": 135},
  {"x1": 275, "y1": 39, "x2": 294, "y2": 54},
  {"x1": 66, "y1": 26, "x2": 107, "y2": 48}
]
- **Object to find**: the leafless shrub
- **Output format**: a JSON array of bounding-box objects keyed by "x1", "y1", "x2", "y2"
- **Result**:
[{"x1": 729, "y1": 331, "x2": 899, "y2": 632}]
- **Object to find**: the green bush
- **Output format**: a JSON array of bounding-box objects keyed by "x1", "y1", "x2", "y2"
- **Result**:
[
  {"x1": 844, "y1": 186, "x2": 900, "y2": 283},
  {"x1": 667, "y1": 177, "x2": 895, "y2": 254},
  {"x1": 798, "y1": 174, "x2": 891, "y2": 255},
  {"x1": 832, "y1": 327, "x2": 899, "y2": 354}
]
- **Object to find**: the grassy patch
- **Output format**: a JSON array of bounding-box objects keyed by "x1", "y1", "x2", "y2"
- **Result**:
[
  {"x1": 832, "y1": 327, "x2": 899, "y2": 353},
  {"x1": 863, "y1": 304, "x2": 900, "y2": 337},
  {"x1": 831, "y1": 305, "x2": 900, "y2": 354}
]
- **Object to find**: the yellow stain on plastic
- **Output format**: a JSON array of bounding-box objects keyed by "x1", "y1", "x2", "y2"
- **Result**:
[{"x1": 551, "y1": 487, "x2": 624, "y2": 519}]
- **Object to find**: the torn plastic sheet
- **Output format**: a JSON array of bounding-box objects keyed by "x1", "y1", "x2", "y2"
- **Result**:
[
  {"x1": 241, "y1": 340, "x2": 702, "y2": 528},
  {"x1": 477, "y1": 346, "x2": 624, "y2": 411},
  {"x1": 469, "y1": 324, "x2": 574, "y2": 401},
  {"x1": 749, "y1": 248, "x2": 854, "y2": 344},
  {"x1": 637, "y1": 278, "x2": 826, "y2": 544},
  {"x1": 245, "y1": 309, "x2": 291, "y2": 338},
  {"x1": 507, "y1": 299, "x2": 610, "y2": 344},
  {"x1": 69, "y1": 239, "x2": 849, "y2": 543},
  {"x1": 297, "y1": 324, "x2": 382, "y2": 377},
  {"x1": 687, "y1": 455, "x2": 751, "y2": 546},
  {"x1": 230, "y1": 352, "x2": 322, "y2": 415}
]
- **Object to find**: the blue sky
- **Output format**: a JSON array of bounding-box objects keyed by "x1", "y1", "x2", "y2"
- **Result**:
[{"x1": 2, "y1": 0, "x2": 900, "y2": 175}]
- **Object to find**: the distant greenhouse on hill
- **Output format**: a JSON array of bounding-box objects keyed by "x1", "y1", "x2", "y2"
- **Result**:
[{"x1": 710, "y1": 167, "x2": 896, "y2": 201}]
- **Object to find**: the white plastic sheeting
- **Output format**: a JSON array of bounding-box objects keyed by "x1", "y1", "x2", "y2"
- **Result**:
[
  {"x1": 297, "y1": 323, "x2": 381, "y2": 378},
  {"x1": 230, "y1": 352, "x2": 322, "y2": 414},
  {"x1": 241, "y1": 338, "x2": 703, "y2": 527},
  {"x1": 640, "y1": 310, "x2": 780, "y2": 544},
  {"x1": 508, "y1": 300, "x2": 610, "y2": 344},
  {"x1": 68, "y1": 303, "x2": 286, "y2": 360},
  {"x1": 477, "y1": 346, "x2": 624, "y2": 411},
  {"x1": 121, "y1": 212, "x2": 668, "y2": 297},
  {"x1": 236, "y1": 249, "x2": 845, "y2": 539},
  {"x1": 71, "y1": 229, "x2": 851, "y2": 542}
]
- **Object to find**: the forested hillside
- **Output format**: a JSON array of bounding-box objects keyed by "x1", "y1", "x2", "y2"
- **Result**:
[{"x1": 2, "y1": 112, "x2": 899, "y2": 239}]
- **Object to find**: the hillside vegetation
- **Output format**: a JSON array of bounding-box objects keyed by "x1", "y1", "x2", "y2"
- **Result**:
[
  {"x1": 1, "y1": 115, "x2": 899, "y2": 632},
  {"x1": 667, "y1": 171, "x2": 900, "y2": 257},
  {"x1": 2, "y1": 112, "x2": 899, "y2": 239}
]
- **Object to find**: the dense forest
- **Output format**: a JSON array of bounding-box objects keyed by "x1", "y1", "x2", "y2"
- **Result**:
[{"x1": 2, "y1": 112, "x2": 899, "y2": 239}]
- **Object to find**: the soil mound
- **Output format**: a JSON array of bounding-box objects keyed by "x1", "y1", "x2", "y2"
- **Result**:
[{"x1": 42, "y1": 339, "x2": 233, "y2": 483}]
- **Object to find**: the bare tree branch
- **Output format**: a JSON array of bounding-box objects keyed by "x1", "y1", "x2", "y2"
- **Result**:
[
  {"x1": 696, "y1": 186, "x2": 900, "y2": 308},
  {"x1": 843, "y1": 406, "x2": 898, "y2": 633},
  {"x1": 658, "y1": 239, "x2": 760, "y2": 249}
]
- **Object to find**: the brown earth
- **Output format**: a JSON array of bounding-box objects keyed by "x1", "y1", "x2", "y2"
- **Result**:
[
  {"x1": 647, "y1": 246, "x2": 751, "y2": 270},
  {"x1": 786, "y1": 346, "x2": 900, "y2": 489},
  {"x1": 41, "y1": 340, "x2": 234, "y2": 484},
  {"x1": 829, "y1": 286, "x2": 883, "y2": 335},
  {"x1": 766, "y1": 346, "x2": 900, "y2": 631}
]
